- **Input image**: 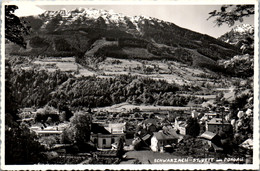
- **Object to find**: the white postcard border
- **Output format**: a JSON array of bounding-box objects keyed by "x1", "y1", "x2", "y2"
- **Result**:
[{"x1": 1, "y1": 0, "x2": 259, "y2": 170}]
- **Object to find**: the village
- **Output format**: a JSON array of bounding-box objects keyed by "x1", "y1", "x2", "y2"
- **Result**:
[
  {"x1": 17, "y1": 99, "x2": 253, "y2": 164},
  {"x1": 3, "y1": 2, "x2": 257, "y2": 169}
]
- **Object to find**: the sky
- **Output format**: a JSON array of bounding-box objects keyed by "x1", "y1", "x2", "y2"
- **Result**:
[{"x1": 14, "y1": 4, "x2": 254, "y2": 38}]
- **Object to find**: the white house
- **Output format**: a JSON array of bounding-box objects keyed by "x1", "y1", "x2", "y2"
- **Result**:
[
  {"x1": 199, "y1": 131, "x2": 221, "y2": 146},
  {"x1": 30, "y1": 126, "x2": 62, "y2": 137},
  {"x1": 91, "y1": 123, "x2": 125, "y2": 150},
  {"x1": 174, "y1": 118, "x2": 188, "y2": 135},
  {"x1": 35, "y1": 130, "x2": 63, "y2": 137},
  {"x1": 150, "y1": 129, "x2": 182, "y2": 152},
  {"x1": 90, "y1": 133, "x2": 124, "y2": 149}
]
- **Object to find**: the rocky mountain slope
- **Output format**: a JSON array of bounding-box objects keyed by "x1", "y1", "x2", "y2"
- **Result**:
[
  {"x1": 219, "y1": 24, "x2": 254, "y2": 44},
  {"x1": 217, "y1": 24, "x2": 254, "y2": 77},
  {"x1": 7, "y1": 7, "x2": 242, "y2": 72},
  {"x1": 218, "y1": 24, "x2": 254, "y2": 54}
]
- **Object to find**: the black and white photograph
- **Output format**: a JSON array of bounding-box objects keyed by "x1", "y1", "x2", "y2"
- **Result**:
[{"x1": 1, "y1": 0, "x2": 259, "y2": 170}]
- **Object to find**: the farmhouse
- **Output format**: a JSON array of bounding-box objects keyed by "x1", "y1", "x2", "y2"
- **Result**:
[
  {"x1": 150, "y1": 129, "x2": 182, "y2": 152},
  {"x1": 199, "y1": 131, "x2": 224, "y2": 152},
  {"x1": 206, "y1": 118, "x2": 231, "y2": 133},
  {"x1": 199, "y1": 131, "x2": 222, "y2": 148},
  {"x1": 30, "y1": 126, "x2": 62, "y2": 137},
  {"x1": 174, "y1": 117, "x2": 190, "y2": 135}
]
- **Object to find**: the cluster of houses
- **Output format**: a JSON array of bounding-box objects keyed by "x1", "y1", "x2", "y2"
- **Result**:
[
  {"x1": 28, "y1": 120, "x2": 126, "y2": 151},
  {"x1": 130, "y1": 111, "x2": 232, "y2": 153},
  {"x1": 23, "y1": 104, "x2": 253, "y2": 163}
]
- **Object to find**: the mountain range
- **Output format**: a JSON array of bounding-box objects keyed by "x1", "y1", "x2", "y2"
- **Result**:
[
  {"x1": 219, "y1": 24, "x2": 254, "y2": 44},
  {"x1": 218, "y1": 24, "x2": 254, "y2": 55},
  {"x1": 7, "y1": 7, "x2": 245, "y2": 72}
]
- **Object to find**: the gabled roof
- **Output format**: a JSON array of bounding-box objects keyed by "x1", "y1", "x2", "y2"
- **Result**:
[
  {"x1": 153, "y1": 129, "x2": 180, "y2": 140},
  {"x1": 105, "y1": 122, "x2": 125, "y2": 134},
  {"x1": 200, "y1": 131, "x2": 217, "y2": 140},
  {"x1": 208, "y1": 118, "x2": 230, "y2": 125},
  {"x1": 91, "y1": 123, "x2": 110, "y2": 134},
  {"x1": 212, "y1": 142, "x2": 223, "y2": 151},
  {"x1": 36, "y1": 130, "x2": 62, "y2": 134},
  {"x1": 240, "y1": 138, "x2": 253, "y2": 149},
  {"x1": 178, "y1": 121, "x2": 187, "y2": 127},
  {"x1": 205, "y1": 112, "x2": 217, "y2": 116}
]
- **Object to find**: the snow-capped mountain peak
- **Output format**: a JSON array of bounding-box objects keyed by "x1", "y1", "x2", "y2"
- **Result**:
[{"x1": 39, "y1": 7, "x2": 174, "y2": 34}]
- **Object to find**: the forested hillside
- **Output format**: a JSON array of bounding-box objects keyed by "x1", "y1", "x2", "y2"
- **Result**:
[{"x1": 7, "y1": 61, "x2": 196, "y2": 110}]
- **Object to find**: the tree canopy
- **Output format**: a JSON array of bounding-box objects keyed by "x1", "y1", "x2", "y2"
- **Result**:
[
  {"x1": 5, "y1": 5, "x2": 30, "y2": 48},
  {"x1": 5, "y1": 113, "x2": 45, "y2": 164},
  {"x1": 207, "y1": 5, "x2": 254, "y2": 27},
  {"x1": 186, "y1": 117, "x2": 200, "y2": 137},
  {"x1": 68, "y1": 111, "x2": 92, "y2": 145}
]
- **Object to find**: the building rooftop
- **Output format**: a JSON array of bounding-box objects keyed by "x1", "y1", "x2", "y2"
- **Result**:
[
  {"x1": 208, "y1": 118, "x2": 230, "y2": 125},
  {"x1": 240, "y1": 138, "x2": 253, "y2": 149},
  {"x1": 105, "y1": 122, "x2": 126, "y2": 134},
  {"x1": 178, "y1": 121, "x2": 187, "y2": 128},
  {"x1": 91, "y1": 123, "x2": 111, "y2": 134},
  {"x1": 200, "y1": 131, "x2": 217, "y2": 140},
  {"x1": 142, "y1": 134, "x2": 152, "y2": 141},
  {"x1": 153, "y1": 129, "x2": 180, "y2": 140},
  {"x1": 35, "y1": 130, "x2": 62, "y2": 134},
  {"x1": 204, "y1": 112, "x2": 217, "y2": 116}
]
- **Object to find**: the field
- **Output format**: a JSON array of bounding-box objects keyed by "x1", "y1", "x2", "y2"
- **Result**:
[
  {"x1": 10, "y1": 55, "x2": 237, "y2": 109},
  {"x1": 29, "y1": 56, "x2": 233, "y2": 89},
  {"x1": 94, "y1": 102, "x2": 192, "y2": 113},
  {"x1": 32, "y1": 57, "x2": 95, "y2": 76}
]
